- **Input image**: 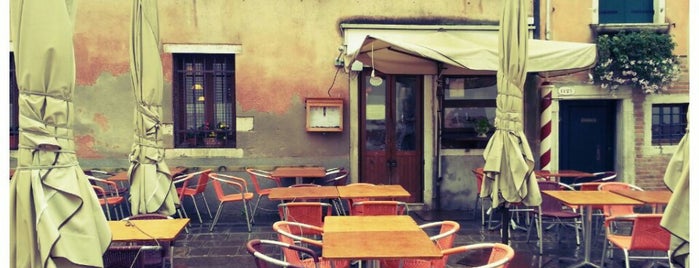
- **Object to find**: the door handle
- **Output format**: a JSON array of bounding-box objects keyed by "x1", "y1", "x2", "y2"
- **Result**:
[{"x1": 387, "y1": 159, "x2": 397, "y2": 168}]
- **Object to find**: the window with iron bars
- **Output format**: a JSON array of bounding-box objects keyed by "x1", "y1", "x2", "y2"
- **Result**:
[
  {"x1": 173, "y1": 54, "x2": 236, "y2": 148},
  {"x1": 10, "y1": 52, "x2": 19, "y2": 150},
  {"x1": 651, "y1": 103, "x2": 688, "y2": 145}
]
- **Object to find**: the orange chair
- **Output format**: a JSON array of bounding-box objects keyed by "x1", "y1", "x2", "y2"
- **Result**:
[
  {"x1": 444, "y1": 243, "x2": 515, "y2": 268},
  {"x1": 351, "y1": 200, "x2": 408, "y2": 216},
  {"x1": 272, "y1": 221, "x2": 350, "y2": 268},
  {"x1": 598, "y1": 182, "x2": 644, "y2": 218},
  {"x1": 277, "y1": 202, "x2": 332, "y2": 235},
  {"x1": 176, "y1": 169, "x2": 212, "y2": 223},
  {"x1": 344, "y1": 182, "x2": 376, "y2": 215},
  {"x1": 381, "y1": 220, "x2": 461, "y2": 268},
  {"x1": 526, "y1": 180, "x2": 583, "y2": 255},
  {"x1": 209, "y1": 173, "x2": 254, "y2": 232},
  {"x1": 89, "y1": 176, "x2": 127, "y2": 220},
  {"x1": 472, "y1": 167, "x2": 497, "y2": 227},
  {"x1": 600, "y1": 214, "x2": 672, "y2": 268},
  {"x1": 246, "y1": 168, "x2": 281, "y2": 223},
  {"x1": 319, "y1": 170, "x2": 349, "y2": 215},
  {"x1": 246, "y1": 239, "x2": 317, "y2": 268}
]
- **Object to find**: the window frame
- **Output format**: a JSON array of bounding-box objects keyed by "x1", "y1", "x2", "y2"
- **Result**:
[
  {"x1": 172, "y1": 53, "x2": 236, "y2": 149},
  {"x1": 651, "y1": 103, "x2": 688, "y2": 145}
]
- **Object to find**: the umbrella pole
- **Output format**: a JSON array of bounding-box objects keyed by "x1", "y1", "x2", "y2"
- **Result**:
[{"x1": 501, "y1": 204, "x2": 510, "y2": 244}]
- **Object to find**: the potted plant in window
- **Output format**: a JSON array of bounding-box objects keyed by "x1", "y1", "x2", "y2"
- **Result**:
[{"x1": 473, "y1": 117, "x2": 492, "y2": 138}]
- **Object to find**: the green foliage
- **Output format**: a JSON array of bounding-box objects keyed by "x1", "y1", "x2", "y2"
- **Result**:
[{"x1": 592, "y1": 31, "x2": 680, "y2": 94}]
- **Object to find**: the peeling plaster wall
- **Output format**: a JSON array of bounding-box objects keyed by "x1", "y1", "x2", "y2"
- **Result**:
[{"x1": 37, "y1": 0, "x2": 507, "y2": 170}]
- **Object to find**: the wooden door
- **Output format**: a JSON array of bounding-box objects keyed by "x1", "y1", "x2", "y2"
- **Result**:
[
  {"x1": 359, "y1": 72, "x2": 423, "y2": 203},
  {"x1": 559, "y1": 100, "x2": 616, "y2": 172}
]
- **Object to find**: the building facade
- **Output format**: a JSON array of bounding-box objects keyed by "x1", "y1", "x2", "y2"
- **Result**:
[{"x1": 9, "y1": 0, "x2": 689, "y2": 211}]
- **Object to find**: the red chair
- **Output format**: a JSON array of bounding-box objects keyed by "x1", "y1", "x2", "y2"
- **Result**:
[
  {"x1": 246, "y1": 168, "x2": 281, "y2": 223},
  {"x1": 598, "y1": 182, "x2": 644, "y2": 218},
  {"x1": 88, "y1": 176, "x2": 127, "y2": 220},
  {"x1": 600, "y1": 214, "x2": 672, "y2": 268},
  {"x1": 351, "y1": 200, "x2": 408, "y2": 216},
  {"x1": 176, "y1": 169, "x2": 212, "y2": 223},
  {"x1": 343, "y1": 182, "x2": 375, "y2": 215},
  {"x1": 381, "y1": 220, "x2": 461, "y2": 268},
  {"x1": 526, "y1": 180, "x2": 583, "y2": 255},
  {"x1": 444, "y1": 243, "x2": 515, "y2": 268},
  {"x1": 472, "y1": 167, "x2": 498, "y2": 228},
  {"x1": 209, "y1": 173, "x2": 255, "y2": 232},
  {"x1": 246, "y1": 239, "x2": 317, "y2": 268},
  {"x1": 272, "y1": 221, "x2": 349, "y2": 268},
  {"x1": 277, "y1": 202, "x2": 332, "y2": 235}
]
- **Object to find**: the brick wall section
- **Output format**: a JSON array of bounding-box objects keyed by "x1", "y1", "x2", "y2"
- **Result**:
[{"x1": 631, "y1": 56, "x2": 689, "y2": 190}]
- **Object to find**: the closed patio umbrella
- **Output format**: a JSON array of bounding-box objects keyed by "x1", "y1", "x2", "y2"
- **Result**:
[
  {"x1": 9, "y1": 0, "x2": 111, "y2": 266},
  {"x1": 660, "y1": 113, "x2": 689, "y2": 267},
  {"x1": 480, "y1": 0, "x2": 542, "y2": 243},
  {"x1": 127, "y1": 0, "x2": 179, "y2": 216}
]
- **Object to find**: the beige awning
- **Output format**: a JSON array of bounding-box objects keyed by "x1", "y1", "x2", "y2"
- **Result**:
[{"x1": 344, "y1": 30, "x2": 596, "y2": 75}]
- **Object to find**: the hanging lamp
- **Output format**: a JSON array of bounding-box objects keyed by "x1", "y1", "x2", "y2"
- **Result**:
[{"x1": 369, "y1": 43, "x2": 383, "y2": 86}]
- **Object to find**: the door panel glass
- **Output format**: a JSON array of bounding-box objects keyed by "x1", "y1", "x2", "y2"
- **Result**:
[
  {"x1": 365, "y1": 79, "x2": 387, "y2": 151},
  {"x1": 395, "y1": 77, "x2": 418, "y2": 151}
]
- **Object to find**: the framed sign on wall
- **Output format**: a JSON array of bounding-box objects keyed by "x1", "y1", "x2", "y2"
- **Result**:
[{"x1": 305, "y1": 98, "x2": 343, "y2": 132}]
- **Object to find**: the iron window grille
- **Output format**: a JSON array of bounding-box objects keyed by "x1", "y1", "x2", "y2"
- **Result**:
[{"x1": 173, "y1": 54, "x2": 236, "y2": 148}]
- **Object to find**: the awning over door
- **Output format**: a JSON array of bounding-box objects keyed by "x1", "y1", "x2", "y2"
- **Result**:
[{"x1": 344, "y1": 30, "x2": 597, "y2": 75}]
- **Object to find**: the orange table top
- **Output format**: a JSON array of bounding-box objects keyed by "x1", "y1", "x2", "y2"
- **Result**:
[
  {"x1": 109, "y1": 218, "x2": 190, "y2": 242},
  {"x1": 542, "y1": 190, "x2": 643, "y2": 206},
  {"x1": 322, "y1": 215, "x2": 441, "y2": 261},
  {"x1": 271, "y1": 167, "x2": 326, "y2": 178},
  {"x1": 107, "y1": 167, "x2": 189, "y2": 182},
  {"x1": 337, "y1": 185, "x2": 411, "y2": 199},
  {"x1": 324, "y1": 215, "x2": 419, "y2": 232},
  {"x1": 609, "y1": 189, "x2": 672, "y2": 204},
  {"x1": 268, "y1": 186, "x2": 340, "y2": 201}
]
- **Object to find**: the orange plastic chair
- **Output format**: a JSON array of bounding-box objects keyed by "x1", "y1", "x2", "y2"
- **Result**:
[
  {"x1": 343, "y1": 182, "x2": 376, "y2": 215},
  {"x1": 319, "y1": 170, "x2": 349, "y2": 215},
  {"x1": 208, "y1": 173, "x2": 255, "y2": 232},
  {"x1": 245, "y1": 168, "x2": 281, "y2": 223},
  {"x1": 600, "y1": 214, "x2": 672, "y2": 268},
  {"x1": 176, "y1": 169, "x2": 212, "y2": 223},
  {"x1": 351, "y1": 200, "x2": 408, "y2": 216},
  {"x1": 89, "y1": 176, "x2": 127, "y2": 220},
  {"x1": 272, "y1": 221, "x2": 350, "y2": 268},
  {"x1": 598, "y1": 182, "x2": 644, "y2": 218},
  {"x1": 472, "y1": 167, "x2": 497, "y2": 227},
  {"x1": 446, "y1": 243, "x2": 515, "y2": 268},
  {"x1": 277, "y1": 202, "x2": 332, "y2": 235},
  {"x1": 380, "y1": 220, "x2": 461, "y2": 268},
  {"x1": 246, "y1": 239, "x2": 316, "y2": 268}
]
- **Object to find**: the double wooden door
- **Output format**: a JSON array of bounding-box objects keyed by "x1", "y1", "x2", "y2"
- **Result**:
[{"x1": 359, "y1": 72, "x2": 423, "y2": 203}]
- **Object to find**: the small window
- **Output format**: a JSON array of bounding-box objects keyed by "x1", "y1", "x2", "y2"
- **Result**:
[
  {"x1": 651, "y1": 103, "x2": 688, "y2": 145},
  {"x1": 173, "y1": 54, "x2": 236, "y2": 148},
  {"x1": 440, "y1": 76, "x2": 497, "y2": 149},
  {"x1": 10, "y1": 52, "x2": 19, "y2": 150},
  {"x1": 599, "y1": 0, "x2": 653, "y2": 24}
]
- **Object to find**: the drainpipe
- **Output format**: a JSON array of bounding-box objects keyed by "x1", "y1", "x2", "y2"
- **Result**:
[
  {"x1": 533, "y1": 0, "x2": 541, "y2": 39},
  {"x1": 434, "y1": 63, "x2": 444, "y2": 211},
  {"x1": 545, "y1": 0, "x2": 552, "y2": 40}
]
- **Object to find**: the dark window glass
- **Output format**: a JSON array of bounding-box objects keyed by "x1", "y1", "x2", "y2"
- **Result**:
[
  {"x1": 173, "y1": 54, "x2": 236, "y2": 148},
  {"x1": 10, "y1": 53, "x2": 19, "y2": 150},
  {"x1": 599, "y1": 0, "x2": 653, "y2": 24},
  {"x1": 651, "y1": 103, "x2": 688, "y2": 145},
  {"x1": 440, "y1": 76, "x2": 497, "y2": 149}
]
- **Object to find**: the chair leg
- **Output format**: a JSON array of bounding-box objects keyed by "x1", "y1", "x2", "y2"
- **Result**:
[
  {"x1": 601, "y1": 237, "x2": 610, "y2": 267},
  {"x1": 104, "y1": 204, "x2": 112, "y2": 221},
  {"x1": 623, "y1": 249, "x2": 630, "y2": 268},
  {"x1": 189, "y1": 195, "x2": 203, "y2": 223},
  {"x1": 250, "y1": 196, "x2": 263, "y2": 224},
  {"x1": 199, "y1": 193, "x2": 213, "y2": 219},
  {"x1": 209, "y1": 203, "x2": 224, "y2": 232},
  {"x1": 242, "y1": 200, "x2": 251, "y2": 232}
]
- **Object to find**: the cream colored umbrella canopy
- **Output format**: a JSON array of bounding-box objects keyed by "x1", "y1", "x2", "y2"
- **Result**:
[
  {"x1": 480, "y1": 0, "x2": 542, "y2": 240},
  {"x1": 9, "y1": 0, "x2": 111, "y2": 266},
  {"x1": 127, "y1": 0, "x2": 180, "y2": 216},
  {"x1": 660, "y1": 114, "x2": 689, "y2": 267}
]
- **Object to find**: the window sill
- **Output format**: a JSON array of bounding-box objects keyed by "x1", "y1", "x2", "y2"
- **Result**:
[{"x1": 590, "y1": 23, "x2": 671, "y2": 35}]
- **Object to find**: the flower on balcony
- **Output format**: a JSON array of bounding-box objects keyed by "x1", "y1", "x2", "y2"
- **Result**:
[{"x1": 592, "y1": 31, "x2": 681, "y2": 94}]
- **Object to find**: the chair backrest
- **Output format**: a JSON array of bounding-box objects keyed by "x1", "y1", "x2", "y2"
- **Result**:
[
  {"x1": 472, "y1": 167, "x2": 485, "y2": 193},
  {"x1": 537, "y1": 180, "x2": 569, "y2": 213},
  {"x1": 191, "y1": 169, "x2": 212, "y2": 194},
  {"x1": 246, "y1": 168, "x2": 279, "y2": 194},
  {"x1": 173, "y1": 172, "x2": 195, "y2": 202},
  {"x1": 321, "y1": 170, "x2": 349, "y2": 187},
  {"x1": 277, "y1": 202, "x2": 331, "y2": 233},
  {"x1": 246, "y1": 239, "x2": 316, "y2": 268},
  {"x1": 272, "y1": 221, "x2": 324, "y2": 247},
  {"x1": 627, "y1": 214, "x2": 671, "y2": 251},
  {"x1": 598, "y1": 182, "x2": 643, "y2": 217},
  {"x1": 351, "y1": 200, "x2": 408, "y2": 216},
  {"x1": 209, "y1": 173, "x2": 249, "y2": 201},
  {"x1": 103, "y1": 245, "x2": 165, "y2": 268},
  {"x1": 442, "y1": 243, "x2": 515, "y2": 268}
]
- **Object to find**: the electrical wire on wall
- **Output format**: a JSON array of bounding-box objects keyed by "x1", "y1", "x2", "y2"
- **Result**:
[{"x1": 326, "y1": 67, "x2": 341, "y2": 97}]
